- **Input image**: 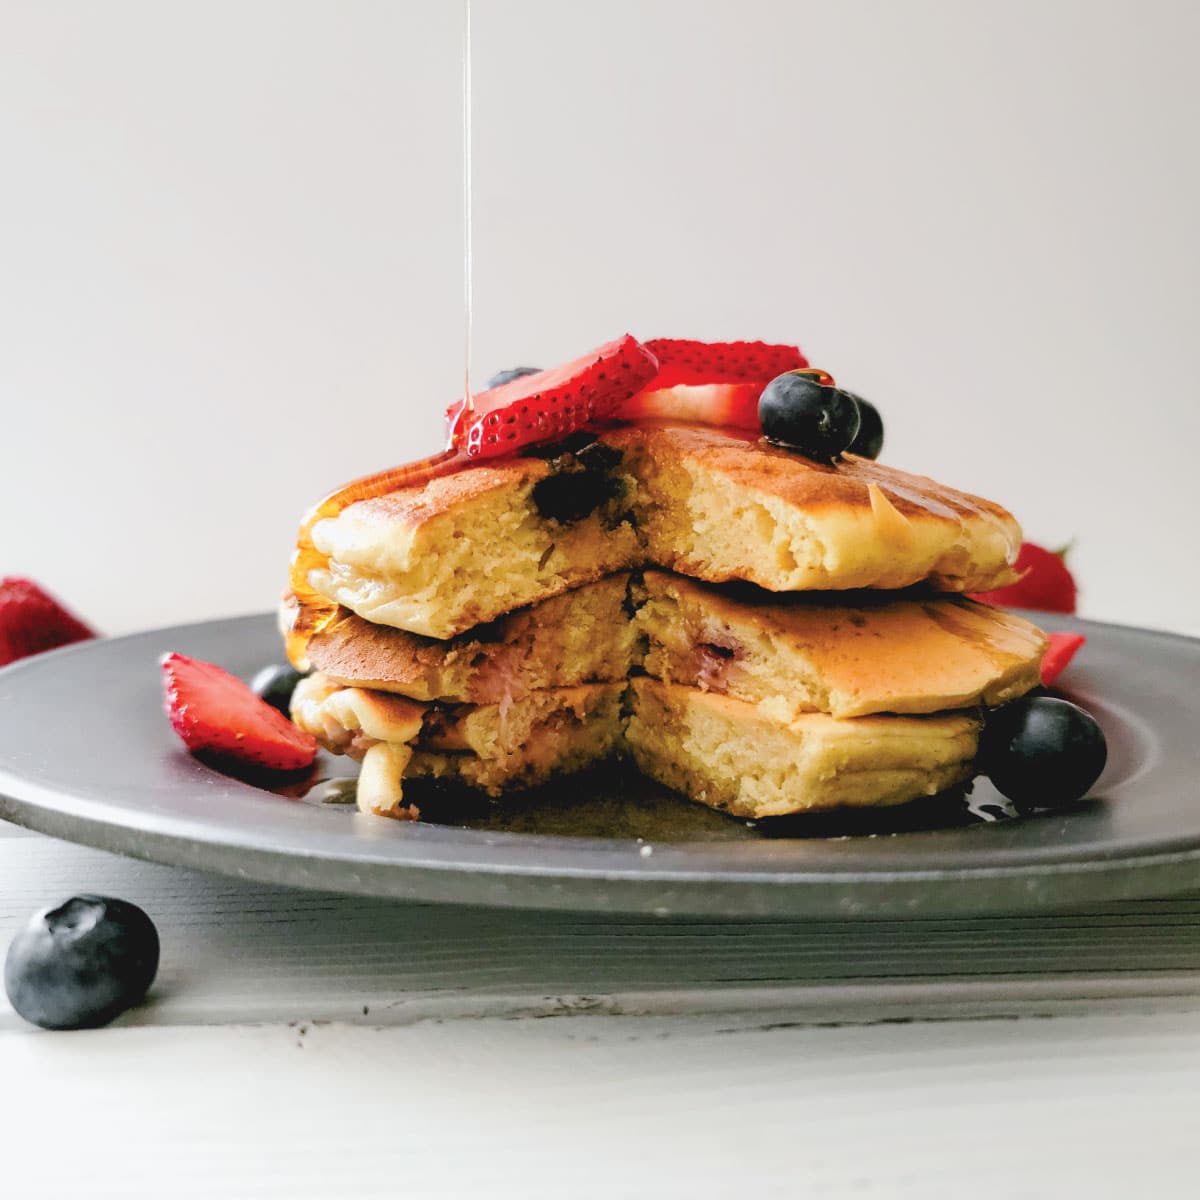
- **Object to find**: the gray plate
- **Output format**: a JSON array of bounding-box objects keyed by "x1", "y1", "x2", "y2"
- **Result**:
[{"x1": 0, "y1": 612, "x2": 1197, "y2": 918}]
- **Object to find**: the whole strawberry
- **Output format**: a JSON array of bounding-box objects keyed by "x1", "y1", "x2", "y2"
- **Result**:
[
  {"x1": 972, "y1": 543, "x2": 1078, "y2": 614},
  {"x1": 0, "y1": 577, "x2": 97, "y2": 668}
]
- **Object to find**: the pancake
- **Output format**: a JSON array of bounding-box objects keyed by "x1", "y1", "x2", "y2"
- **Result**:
[
  {"x1": 291, "y1": 674, "x2": 623, "y2": 818},
  {"x1": 302, "y1": 424, "x2": 1021, "y2": 639},
  {"x1": 295, "y1": 568, "x2": 1045, "y2": 717},
  {"x1": 308, "y1": 451, "x2": 638, "y2": 639},
  {"x1": 612, "y1": 425, "x2": 1022, "y2": 596},
  {"x1": 294, "y1": 671, "x2": 981, "y2": 820},
  {"x1": 304, "y1": 574, "x2": 636, "y2": 702},
  {"x1": 635, "y1": 570, "x2": 1046, "y2": 718},
  {"x1": 624, "y1": 679, "x2": 981, "y2": 818}
]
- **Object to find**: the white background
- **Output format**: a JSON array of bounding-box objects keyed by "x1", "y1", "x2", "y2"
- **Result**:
[{"x1": 2, "y1": 0, "x2": 1197, "y2": 636}]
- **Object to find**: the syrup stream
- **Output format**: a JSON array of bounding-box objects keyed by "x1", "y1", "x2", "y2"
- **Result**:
[{"x1": 461, "y1": 0, "x2": 474, "y2": 412}]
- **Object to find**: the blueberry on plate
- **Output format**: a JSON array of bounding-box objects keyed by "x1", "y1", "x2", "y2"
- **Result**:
[
  {"x1": 758, "y1": 371, "x2": 861, "y2": 462},
  {"x1": 980, "y1": 696, "x2": 1108, "y2": 811},
  {"x1": 251, "y1": 663, "x2": 309, "y2": 717},
  {"x1": 4, "y1": 896, "x2": 160, "y2": 1030},
  {"x1": 484, "y1": 366, "x2": 541, "y2": 390},
  {"x1": 845, "y1": 393, "x2": 884, "y2": 459}
]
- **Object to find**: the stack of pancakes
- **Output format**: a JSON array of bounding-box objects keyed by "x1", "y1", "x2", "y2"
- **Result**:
[{"x1": 288, "y1": 424, "x2": 1046, "y2": 820}]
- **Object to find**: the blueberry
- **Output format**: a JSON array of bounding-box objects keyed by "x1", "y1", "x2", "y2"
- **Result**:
[
  {"x1": 980, "y1": 696, "x2": 1108, "y2": 811},
  {"x1": 485, "y1": 366, "x2": 541, "y2": 390},
  {"x1": 4, "y1": 896, "x2": 160, "y2": 1030},
  {"x1": 531, "y1": 442, "x2": 624, "y2": 524},
  {"x1": 845, "y1": 393, "x2": 884, "y2": 459},
  {"x1": 251, "y1": 663, "x2": 308, "y2": 716},
  {"x1": 758, "y1": 372, "x2": 861, "y2": 462}
]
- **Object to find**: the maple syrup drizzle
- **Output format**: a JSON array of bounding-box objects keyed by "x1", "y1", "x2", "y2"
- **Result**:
[{"x1": 461, "y1": 0, "x2": 474, "y2": 414}]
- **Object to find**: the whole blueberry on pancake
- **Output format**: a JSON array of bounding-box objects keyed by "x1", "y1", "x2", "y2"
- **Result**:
[
  {"x1": 758, "y1": 371, "x2": 862, "y2": 462},
  {"x1": 845, "y1": 393, "x2": 884, "y2": 459}
]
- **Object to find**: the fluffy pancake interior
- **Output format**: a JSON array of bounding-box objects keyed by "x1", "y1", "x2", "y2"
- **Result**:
[
  {"x1": 291, "y1": 676, "x2": 624, "y2": 813},
  {"x1": 307, "y1": 575, "x2": 637, "y2": 703},
  {"x1": 310, "y1": 456, "x2": 639, "y2": 639},
  {"x1": 635, "y1": 571, "x2": 1046, "y2": 719},
  {"x1": 409, "y1": 684, "x2": 624, "y2": 796},
  {"x1": 302, "y1": 425, "x2": 1022, "y2": 639},
  {"x1": 624, "y1": 679, "x2": 980, "y2": 819},
  {"x1": 296, "y1": 671, "x2": 982, "y2": 820},
  {"x1": 301, "y1": 570, "x2": 1046, "y2": 719}
]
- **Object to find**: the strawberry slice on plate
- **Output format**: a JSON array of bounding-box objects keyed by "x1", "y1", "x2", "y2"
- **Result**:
[
  {"x1": 446, "y1": 334, "x2": 658, "y2": 459},
  {"x1": 1041, "y1": 632, "x2": 1086, "y2": 687},
  {"x1": 612, "y1": 338, "x2": 813, "y2": 431},
  {"x1": 161, "y1": 652, "x2": 317, "y2": 772},
  {"x1": 0, "y1": 577, "x2": 96, "y2": 668}
]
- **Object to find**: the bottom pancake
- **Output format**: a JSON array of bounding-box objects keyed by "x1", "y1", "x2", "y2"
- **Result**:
[
  {"x1": 293, "y1": 672, "x2": 981, "y2": 821},
  {"x1": 624, "y1": 679, "x2": 979, "y2": 819}
]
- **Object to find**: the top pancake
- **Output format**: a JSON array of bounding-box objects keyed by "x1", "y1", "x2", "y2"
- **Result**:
[{"x1": 306, "y1": 423, "x2": 1021, "y2": 639}]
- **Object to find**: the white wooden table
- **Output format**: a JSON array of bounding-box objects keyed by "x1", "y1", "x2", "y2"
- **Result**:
[{"x1": 2, "y1": 820, "x2": 1200, "y2": 1197}]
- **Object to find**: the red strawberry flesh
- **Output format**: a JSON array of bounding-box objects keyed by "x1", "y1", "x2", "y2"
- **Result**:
[
  {"x1": 643, "y1": 339, "x2": 808, "y2": 388},
  {"x1": 447, "y1": 334, "x2": 658, "y2": 459},
  {"x1": 612, "y1": 381, "x2": 763, "y2": 430},
  {"x1": 161, "y1": 652, "x2": 317, "y2": 772},
  {"x1": 1040, "y1": 632, "x2": 1086, "y2": 687},
  {"x1": 0, "y1": 577, "x2": 96, "y2": 668},
  {"x1": 971, "y1": 543, "x2": 1078, "y2": 614}
]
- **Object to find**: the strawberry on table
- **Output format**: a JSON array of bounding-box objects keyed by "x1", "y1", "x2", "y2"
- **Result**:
[
  {"x1": 0, "y1": 577, "x2": 96, "y2": 668},
  {"x1": 446, "y1": 334, "x2": 658, "y2": 459},
  {"x1": 612, "y1": 338, "x2": 811, "y2": 430},
  {"x1": 161, "y1": 652, "x2": 317, "y2": 772},
  {"x1": 972, "y1": 543, "x2": 1078, "y2": 614}
]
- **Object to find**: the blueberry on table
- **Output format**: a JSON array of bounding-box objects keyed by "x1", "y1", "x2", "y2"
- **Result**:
[
  {"x1": 484, "y1": 366, "x2": 541, "y2": 390},
  {"x1": 4, "y1": 896, "x2": 160, "y2": 1030},
  {"x1": 251, "y1": 663, "x2": 309, "y2": 717},
  {"x1": 980, "y1": 696, "x2": 1108, "y2": 811},
  {"x1": 758, "y1": 372, "x2": 862, "y2": 462},
  {"x1": 845, "y1": 393, "x2": 884, "y2": 459}
]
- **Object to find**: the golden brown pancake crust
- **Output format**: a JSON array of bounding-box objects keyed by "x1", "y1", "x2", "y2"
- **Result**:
[
  {"x1": 604, "y1": 423, "x2": 1009, "y2": 526},
  {"x1": 305, "y1": 575, "x2": 636, "y2": 702},
  {"x1": 302, "y1": 423, "x2": 1021, "y2": 639}
]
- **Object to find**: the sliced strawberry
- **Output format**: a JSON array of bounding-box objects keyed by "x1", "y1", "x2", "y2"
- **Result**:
[
  {"x1": 161, "y1": 652, "x2": 317, "y2": 772},
  {"x1": 972, "y1": 543, "x2": 1078, "y2": 614},
  {"x1": 609, "y1": 338, "x2": 818, "y2": 431},
  {"x1": 446, "y1": 334, "x2": 658, "y2": 459},
  {"x1": 1041, "y1": 632, "x2": 1086, "y2": 686},
  {"x1": 0, "y1": 577, "x2": 96, "y2": 668},
  {"x1": 642, "y1": 339, "x2": 809, "y2": 388},
  {"x1": 612, "y1": 380, "x2": 764, "y2": 430}
]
